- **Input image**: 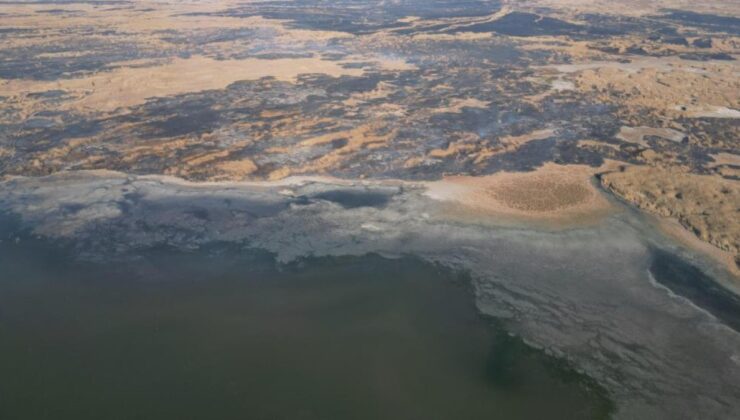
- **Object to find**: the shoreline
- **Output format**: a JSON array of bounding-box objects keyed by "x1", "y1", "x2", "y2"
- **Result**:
[
  {"x1": 3, "y1": 165, "x2": 737, "y2": 283},
  {"x1": 0, "y1": 227, "x2": 616, "y2": 418},
  {"x1": 422, "y1": 162, "x2": 623, "y2": 229},
  {"x1": 594, "y1": 167, "x2": 740, "y2": 286},
  {"x1": 2, "y1": 169, "x2": 740, "y2": 418}
]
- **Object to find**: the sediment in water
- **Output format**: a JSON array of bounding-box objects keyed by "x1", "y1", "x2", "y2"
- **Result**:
[{"x1": 1, "y1": 171, "x2": 739, "y2": 419}]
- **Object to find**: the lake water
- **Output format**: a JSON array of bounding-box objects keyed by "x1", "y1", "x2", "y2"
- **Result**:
[{"x1": 0, "y1": 221, "x2": 612, "y2": 419}]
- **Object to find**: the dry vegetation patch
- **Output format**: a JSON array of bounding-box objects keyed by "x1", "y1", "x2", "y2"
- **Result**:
[
  {"x1": 424, "y1": 163, "x2": 617, "y2": 225},
  {"x1": 601, "y1": 166, "x2": 740, "y2": 258}
]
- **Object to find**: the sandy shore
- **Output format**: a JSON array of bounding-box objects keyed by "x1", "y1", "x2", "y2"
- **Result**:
[
  {"x1": 2, "y1": 168, "x2": 740, "y2": 419},
  {"x1": 423, "y1": 162, "x2": 623, "y2": 228}
]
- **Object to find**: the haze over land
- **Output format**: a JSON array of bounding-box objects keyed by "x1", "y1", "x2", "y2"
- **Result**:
[{"x1": 1, "y1": 0, "x2": 739, "y2": 418}]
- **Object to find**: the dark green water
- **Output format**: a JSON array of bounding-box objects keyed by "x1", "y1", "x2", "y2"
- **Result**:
[{"x1": 0, "y1": 223, "x2": 612, "y2": 419}]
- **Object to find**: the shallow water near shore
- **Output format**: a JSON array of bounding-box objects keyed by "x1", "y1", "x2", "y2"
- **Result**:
[
  {"x1": 649, "y1": 248, "x2": 740, "y2": 332},
  {"x1": 0, "y1": 221, "x2": 612, "y2": 420}
]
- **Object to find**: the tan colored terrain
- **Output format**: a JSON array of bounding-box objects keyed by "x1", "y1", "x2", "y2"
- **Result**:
[
  {"x1": 267, "y1": 124, "x2": 397, "y2": 180},
  {"x1": 472, "y1": 129, "x2": 555, "y2": 164},
  {"x1": 574, "y1": 64, "x2": 740, "y2": 117},
  {"x1": 708, "y1": 152, "x2": 740, "y2": 168},
  {"x1": 515, "y1": 0, "x2": 740, "y2": 16},
  {"x1": 0, "y1": 56, "x2": 366, "y2": 113},
  {"x1": 425, "y1": 163, "x2": 618, "y2": 225},
  {"x1": 432, "y1": 98, "x2": 491, "y2": 114},
  {"x1": 616, "y1": 126, "x2": 686, "y2": 147},
  {"x1": 601, "y1": 166, "x2": 740, "y2": 264}
]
